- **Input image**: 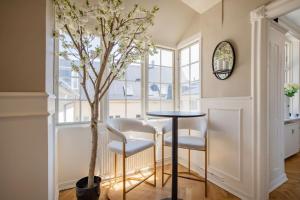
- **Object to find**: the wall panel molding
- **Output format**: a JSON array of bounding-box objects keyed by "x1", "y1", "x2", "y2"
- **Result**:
[
  {"x1": 207, "y1": 107, "x2": 242, "y2": 182},
  {"x1": 0, "y1": 92, "x2": 49, "y2": 118},
  {"x1": 0, "y1": 92, "x2": 50, "y2": 200},
  {"x1": 194, "y1": 97, "x2": 254, "y2": 199}
]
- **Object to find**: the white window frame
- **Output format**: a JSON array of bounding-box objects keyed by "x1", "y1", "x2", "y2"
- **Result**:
[
  {"x1": 145, "y1": 46, "x2": 176, "y2": 116},
  {"x1": 177, "y1": 33, "x2": 202, "y2": 112},
  {"x1": 107, "y1": 61, "x2": 143, "y2": 119},
  {"x1": 55, "y1": 34, "x2": 201, "y2": 125}
]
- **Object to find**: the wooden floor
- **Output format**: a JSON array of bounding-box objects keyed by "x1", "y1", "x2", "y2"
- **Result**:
[
  {"x1": 60, "y1": 154, "x2": 300, "y2": 200},
  {"x1": 270, "y1": 152, "x2": 300, "y2": 200},
  {"x1": 59, "y1": 165, "x2": 239, "y2": 200}
]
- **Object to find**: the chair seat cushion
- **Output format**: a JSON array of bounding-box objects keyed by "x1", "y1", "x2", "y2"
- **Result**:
[
  {"x1": 108, "y1": 139, "x2": 155, "y2": 157},
  {"x1": 164, "y1": 136, "x2": 205, "y2": 150}
]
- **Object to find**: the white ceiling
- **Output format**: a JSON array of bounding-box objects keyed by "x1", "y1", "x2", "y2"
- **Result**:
[
  {"x1": 181, "y1": 0, "x2": 221, "y2": 14},
  {"x1": 284, "y1": 9, "x2": 300, "y2": 27}
]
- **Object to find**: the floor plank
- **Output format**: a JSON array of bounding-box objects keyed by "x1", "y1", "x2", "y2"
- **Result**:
[
  {"x1": 270, "y1": 153, "x2": 300, "y2": 200},
  {"x1": 60, "y1": 153, "x2": 300, "y2": 200},
  {"x1": 59, "y1": 165, "x2": 239, "y2": 200}
]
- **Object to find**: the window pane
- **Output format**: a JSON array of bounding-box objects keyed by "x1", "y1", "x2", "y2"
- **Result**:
[
  {"x1": 58, "y1": 100, "x2": 80, "y2": 123},
  {"x1": 180, "y1": 95, "x2": 190, "y2": 111},
  {"x1": 149, "y1": 49, "x2": 160, "y2": 65},
  {"x1": 126, "y1": 81, "x2": 141, "y2": 100},
  {"x1": 191, "y1": 43, "x2": 199, "y2": 63},
  {"x1": 180, "y1": 47, "x2": 189, "y2": 66},
  {"x1": 58, "y1": 80, "x2": 80, "y2": 100},
  {"x1": 126, "y1": 63, "x2": 141, "y2": 81},
  {"x1": 161, "y1": 67, "x2": 173, "y2": 83},
  {"x1": 180, "y1": 83, "x2": 190, "y2": 96},
  {"x1": 127, "y1": 100, "x2": 141, "y2": 118},
  {"x1": 148, "y1": 100, "x2": 160, "y2": 112},
  {"x1": 191, "y1": 63, "x2": 199, "y2": 81},
  {"x1": 161, "y1": 49, "x2": 173, "y2": 67},
  {"x1": 190, "y1": 95, "x2": 200, "y2": 112},
  {"x1": 81, "y1": 101, "x2": 91, "y2": 122},
  {"x1": 80, "y1": 79, "x2": 95, "y2": 100},
  {"x1": 109, "y1": 100, "x2": 126, "y2": 118},
  {"x1": 148, "y1": 83, "x2": 160, "y2": 100},
  {"x1": 161, "y1": 100, "x2": 173, "y2": 111},
  {"x1": 109, "y1": 80, "x2": 126, "y2": 100},
  {"x1": 148, "y1": 65, "x2": 160, "y2": 83},
  {"x1": 190, "y1": 82, "x2": 200, "y2": 95},
  {"x1": 160, "y1": 84, "x2": 173, "y2": 100},
  {"x1": 180, "y1": 66, "x2": 189, "y2": 82}
]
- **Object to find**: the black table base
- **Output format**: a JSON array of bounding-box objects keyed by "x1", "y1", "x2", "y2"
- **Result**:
[{"x1": 146, "y1": 111, "x2": 206, "y2": 200}]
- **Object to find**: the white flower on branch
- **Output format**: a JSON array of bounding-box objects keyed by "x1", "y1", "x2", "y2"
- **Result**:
[{"x1": 53, "y1": 0, "x2": 158, "y2": 190}]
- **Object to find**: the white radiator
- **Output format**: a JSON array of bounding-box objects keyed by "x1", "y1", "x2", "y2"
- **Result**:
[{"x1": 97, "y1": 129, "x2": 154, "y2": 180}]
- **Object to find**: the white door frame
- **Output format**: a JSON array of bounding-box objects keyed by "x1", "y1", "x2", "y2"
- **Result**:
[{"x1": 250, "y1": 0, "x2": 300, "y2": 199}]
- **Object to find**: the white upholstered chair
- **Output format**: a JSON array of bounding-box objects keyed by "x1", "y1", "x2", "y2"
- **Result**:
[
  {"x1": 106, "y1": 118, "x2": 157, "y2": 200},
  {"x1": 161, "y1": 117, "x2": 208, "y2": 197}
]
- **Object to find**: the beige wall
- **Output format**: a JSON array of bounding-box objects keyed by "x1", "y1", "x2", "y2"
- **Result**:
[
  {"x1": 0, "y1": 0, "x2": 47, "y2": 92},
  {"x1": 180, "y1": 0, "x2": 272, "y2": 97}
]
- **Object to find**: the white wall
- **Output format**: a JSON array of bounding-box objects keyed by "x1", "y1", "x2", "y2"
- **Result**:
[
  {"x1": 179, "y1": 97, "x2": 254, "y2": 199},
  {"x1": 0, "y1": 93, "x2": 49, "y2": 200}
]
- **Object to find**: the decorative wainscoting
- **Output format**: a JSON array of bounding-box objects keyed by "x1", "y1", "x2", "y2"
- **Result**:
[
  {"x1": 58, "y1": 97, "x2": 256, "y2": 200},
  {"x1": 0, "y1": 92, "x2": 51, "y2": 200},
  {"x1": 179, "y1": 97, "x2": 254, "y2": 200}
]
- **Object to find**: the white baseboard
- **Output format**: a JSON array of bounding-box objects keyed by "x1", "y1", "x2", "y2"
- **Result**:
[
  {"x1": 178, "y1": 157, "x2": 253, "y2": 200},
  {"x1": 269, "y1": 173, "x2": 288, "y2": 192}
]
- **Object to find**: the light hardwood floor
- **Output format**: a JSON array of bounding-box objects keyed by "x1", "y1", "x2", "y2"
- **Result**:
[
  {"x1": 60, "y1": 154, "x2": 300, "y2": 200},
  {"x1": 59, "y1": 165, "x2": 239, "y2": 200},
  {"x1": 270, "y1": 153, "x2": 300, "y2": 200}
]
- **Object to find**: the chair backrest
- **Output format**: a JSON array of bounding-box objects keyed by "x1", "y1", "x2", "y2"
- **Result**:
[
  {"x1": 106, "y1": 118, "x2": 156, "y2": 143},
  {"x1": 162, "y1": 117, "x2": 208, "y2": 138}
]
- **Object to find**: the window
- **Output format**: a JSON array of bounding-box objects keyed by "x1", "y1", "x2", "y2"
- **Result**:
[
  {"x1": 108, "y1": 62, "x2": 142, "y2": 119},
  {"x1": 147, "y1": 48, "x2": 174, "y2": 112},
  {"x1": 179, "y1": 42, "x2": 201, "y2": 111},
  {"x1": 284, "y1": 41, "x2": 292, "y2": 84},
  {"x1": 56, "y1": 38, "x2": 198, "y2": 124},
  {"x1": 57, "y1": 34, "x2": 100, "y2": 123}
]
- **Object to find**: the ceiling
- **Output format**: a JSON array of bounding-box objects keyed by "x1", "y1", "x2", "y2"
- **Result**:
[
  {"x1": 123, "y1": 0, "x2": 199, "y2": 48},
  {"x1": 181, "y1": 0, "x2": 221, "y2": 14},
  {"x1": 284, "y1": 8, "x2": 300, "y2": 28}
]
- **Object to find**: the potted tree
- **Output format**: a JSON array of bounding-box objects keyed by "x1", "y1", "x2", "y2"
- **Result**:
[{"x1": 53, "y1": 0, "x2": 158, "y2": 199}]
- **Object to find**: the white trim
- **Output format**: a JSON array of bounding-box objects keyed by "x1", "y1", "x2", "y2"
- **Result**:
[
  {"x1": 0, "y1": 92, "x2": 49, "y2": 118},
  {"x1": 177, "y1": 33, "x2": 202, "y2": 49},
  {"x1": 250, "y1": 1, "x2": 300, "y2": 199},
  {"x1": 279, "y1": 17, "x2": 300, "y2": 40},
  {"x1": 265, "y1": 0, "x2": 300, "y2": 19},
  {"x1": 269, "y1": 173, "x2": 288, "y2": 192},
  {"x1": 0, "y1": 92, "x2": 52, "y2": 200},
  {"x1": 0, "y1": 92, "x2": 48, "y2": 97},
  {"x1": 178, "y1": 157, "x2": 253, "y2": 200},
  {"x1": 177, "y1": 36, "x2": 202, "y2": 111},
  {"x1": 201, "y1": 96, "x2": 252, "y2": 101},
  {"x1": 155, "y1": 44, "x2": 177, "y2": 51},
  {"x1": 207, "y1": 108, "x2": 242, "y2": 182}
]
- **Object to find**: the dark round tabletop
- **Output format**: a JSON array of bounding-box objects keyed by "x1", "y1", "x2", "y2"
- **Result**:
[{"x1": 146, "y1": 111, "x2": 206, "y2": 118}]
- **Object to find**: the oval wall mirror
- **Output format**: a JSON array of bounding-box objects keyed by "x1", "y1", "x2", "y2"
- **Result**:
[{"x1": 212, "y1": 41, "x2": 235, "y2": 80}]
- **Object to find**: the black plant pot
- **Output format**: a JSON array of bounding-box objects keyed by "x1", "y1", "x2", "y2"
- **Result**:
[{"x1": 76, "y1": 176, "x2": 101, "y2": 200}]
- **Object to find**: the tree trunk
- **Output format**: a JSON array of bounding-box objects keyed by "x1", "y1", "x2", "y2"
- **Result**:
[{"x1": 87, "y1": 103, "x2": 99, "y2": 188}]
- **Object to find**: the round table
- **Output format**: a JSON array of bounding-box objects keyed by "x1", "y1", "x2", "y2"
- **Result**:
[{"x1": 147, "y1": 111, "x2": 206, "y2": 200}]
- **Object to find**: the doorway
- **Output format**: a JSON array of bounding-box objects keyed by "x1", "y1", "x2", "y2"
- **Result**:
[{"x1": 250, "y1": 0, "x2": 300, "y2": 199}]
